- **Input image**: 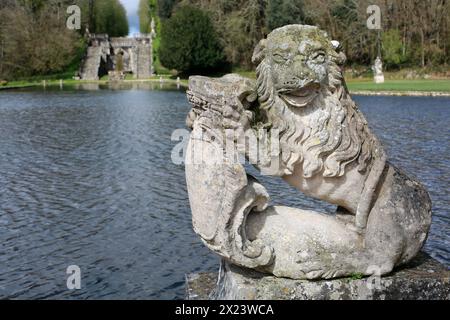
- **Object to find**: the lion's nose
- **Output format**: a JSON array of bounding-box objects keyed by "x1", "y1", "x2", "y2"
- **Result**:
[
  {"x1": 284, "y1": 77, "x2": 301, "y2": 87},
  {"x1": 284, "y1": 75, "x2": 315, "y2": 88},
  {"x1": 295, "y1": 67, "x2": 314, "y2": 79}
]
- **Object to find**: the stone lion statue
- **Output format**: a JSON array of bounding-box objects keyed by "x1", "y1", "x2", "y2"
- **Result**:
[{"x1": 185, "y1": 25, "x2": 432, "y2": 279}]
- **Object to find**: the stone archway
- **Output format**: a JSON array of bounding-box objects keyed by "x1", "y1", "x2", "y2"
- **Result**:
[
  {"x1": 114, "y1": 48, "x2": 131, "y2": 73},
  {"x1": 116, "y1": 50, "x2": 124, "y2": 72},
  {"x1": 80, "y1": 35, "x2": 153, "y2": 80}
]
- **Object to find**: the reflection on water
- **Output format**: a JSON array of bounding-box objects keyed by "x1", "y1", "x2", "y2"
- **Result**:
[
  {"x1": 0, "y1": 87, "x2": 448, "y2": 299},
  {"x1": 66, "y1": 81, "x2": 184, "y2": 91},
  {"x1": 0, "y1": 86, "x2": 215, "y2": 300}
]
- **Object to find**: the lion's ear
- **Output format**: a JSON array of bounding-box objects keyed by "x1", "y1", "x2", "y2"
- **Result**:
[
  {"x1": 331, "y1": 40, "x2": 342, "y2": 52},
  {"x1": 252, "y1": 39, "x2": 267, "y2": 65},
  {"x1": 331, "y1": 40, "x2": 347, "y2": 65}
]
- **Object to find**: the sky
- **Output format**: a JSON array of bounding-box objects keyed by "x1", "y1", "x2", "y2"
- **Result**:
[{"x1": 120, "y1": 0, "x2": 140, "y2": 36}]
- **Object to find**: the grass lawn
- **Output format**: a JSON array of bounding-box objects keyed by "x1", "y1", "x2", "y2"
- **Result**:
[
  {"x1": 232, "y1": 70, "x2": 450, "y2": 93},
  {"x1": 0, "y1": 75, "x2": 189, "y2": 91},
  {"x1": 0, "y1": 79, "x2": 107, "y2": 90},
  {"x1": 0, "y1": 80, "x2": 42, "y2": 89},
  {"x1": 346, "y1": 79, "x2": 450, "y2": 93},
  {"x1": 2, "y1": 73, "x2": 449, "y2": 94}
]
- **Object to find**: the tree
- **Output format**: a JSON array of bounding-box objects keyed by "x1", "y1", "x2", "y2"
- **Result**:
[
  {"x1": 91, "y1": 0, "x2": 129, "y2": 36},
  {"x1": 158, "y1": 0, "x2": 178, "y2": 19},
  {"x1": 139, "y1": 0, "x2": 164, "y2": 73},
  {"x1": 139, "y1": 0, "x2": 152, "y2": 33},
  {"x1": 0, "y1": 1, "x2": 83, "y2": 80},
  {"x1": 331, "y1": 0, "x2": 357, "y2": 24},
  {"x1": 266, "y1": 0, "x2": 307, "y2": 31},
  {"x1": 179, "y1": 0, "x2": 267, "y2": 68},
  {"x1": 159, "y1": 6, "x2": 225, "y2": 75},
  {"x1": 382, "y1": 29, "x2": 409, "y2": 68},
  {"x1": 73, "y1": 0, "x2": 129, "y2": 36}
]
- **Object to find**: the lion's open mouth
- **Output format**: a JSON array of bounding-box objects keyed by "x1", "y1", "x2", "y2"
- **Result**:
[{"x1": 279, "y1": 84, "x2": 320, "y2": 108}]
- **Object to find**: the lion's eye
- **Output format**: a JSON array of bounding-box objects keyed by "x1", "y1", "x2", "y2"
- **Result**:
[
  {"x1": 312, "y1": 52, "x2": 326, "y2": 63},
  {"x1": 273, "y1": 53, "x2": 287, "y2": 63}
]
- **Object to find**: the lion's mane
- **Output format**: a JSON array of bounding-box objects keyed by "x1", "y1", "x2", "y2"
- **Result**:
[{"x1": 254, "y1": 51, "x2": 381, "y2": 178}]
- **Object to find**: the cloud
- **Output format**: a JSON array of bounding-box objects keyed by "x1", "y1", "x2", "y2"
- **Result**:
[
  {"x1": 119, "y1": 0, "x2": 140, "y2": 35},
  {"x1": 120, "y1": 0, "x2": 140, "y2": 13}
]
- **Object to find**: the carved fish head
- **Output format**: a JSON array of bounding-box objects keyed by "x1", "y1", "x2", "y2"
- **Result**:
[{"x1": 186, "y1": 74, "x2": 256, "y2": 129}]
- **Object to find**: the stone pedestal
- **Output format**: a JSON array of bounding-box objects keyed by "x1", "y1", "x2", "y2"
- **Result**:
[
  {"x1": 373, "y1": 56, "x2": 385, "y2": 83},
  {"x1": 108, "y1": 71, "x2": 125, "y2": 81},
  {"x1": 374, "y1": 74, "x2": 385, "y2": 84},
  {"x1": 186, "y1": 252, "x2": 449, "y2": 300}
]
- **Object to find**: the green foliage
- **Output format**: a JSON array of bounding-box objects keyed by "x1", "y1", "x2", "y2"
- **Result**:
[
  {"x1": 382, "y1": 30, "x2": 409, "y2": 68},
  {"x1": 0, "y1": 1, "x2": 84, "y2": 80},
  {"x1": 424, "y1": 44, "x2": 445, "y2": 66},
  {"x1": 331, "y1": 0, "x2": 357, "y2": 23},
  {"x1": 73, "y1": 0, "x2": 128, "y2": 36},
  {"x1": 139, "y1": 0, "x2": 159, "y2": 33},
  {"x1": 153, "y1": 58, "x2": 171, "y2": 75},
  {"x1": 224, "y1": 12, "x2": 256, "y2": 64},
  {"x1": 266, "y1": 0, "x2": 306, "y2": 31},
  {"x1": 178, "y1": 0, "x2": 267, "y2": 69},
  {"x1": 2, "y1": 0, "x2": 450, "y2": 79},
  {"x1": 17, "y1": 0, "x2": 46, "y2": 12},
  {"x1": 139, "y1": 0, "x2": 151, "y2": 33},
  {"x1": 349, "y1": 273, "x2": 364, "y2": 280},
  {"x1": 346, "y1": 79, "x2": 450, "y2": 93},
  {"x1": 90, "y1": 0, "x2": 129, "y2": 36},
  {"x1": 158, "y1": 0, "x2": 177, "y2": 19},
  {"x1": 139, "y1": 0, "x2": 164, "y2": 73},
  {"x1": 150, "y1": 0, "x2": 450, "y2": 70},
  {"x1": 159, "y1": 6, "x2": 225, "y2": 75}
]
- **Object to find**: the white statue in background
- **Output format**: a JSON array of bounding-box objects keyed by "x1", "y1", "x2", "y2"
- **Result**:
[
  {"x1": 151, "y1": 18, "x2": 156, "y2": 39},
  {"x1": 372, "y1": 56, "x2": 385, "y2": 84}
]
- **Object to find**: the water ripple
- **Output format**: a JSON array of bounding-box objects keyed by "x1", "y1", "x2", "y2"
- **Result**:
[{"x1": 0, "y1": 88, "x2": 448, "y2": 299}]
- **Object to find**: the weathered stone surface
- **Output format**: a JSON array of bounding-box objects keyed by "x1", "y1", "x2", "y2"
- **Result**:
[
  {"x1": 186, "y1": 253, "x2": 449, "y2": 300},
  {"x1": 185, "y1": 24, "x2": 433, "y2": 281},
  {"x1": 108, "y1": 71, "x2": 125, "y2": 81},
  {"x1": 79, "y1": 34, "x2": 153, "y2": 80},
  {"x1": 185, "y1": 273, "x2": 218, "y2": 300}
]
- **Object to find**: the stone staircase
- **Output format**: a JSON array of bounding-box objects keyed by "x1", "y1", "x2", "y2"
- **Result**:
[
  {"x1": 79, "y1": 34, "x2": 153, "y2": 80},
  {"x1": 80, "y1": 46, "x2": 103, "y2": 81},
  {"x1": 135, "y1": 44, "x2": 153, "y2": 79}
]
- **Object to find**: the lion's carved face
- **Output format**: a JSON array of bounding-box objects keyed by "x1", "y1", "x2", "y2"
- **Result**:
[
  {"x1": 252, "y1": 25, "x2": 377, "y2": 179},
  {"x1": 253, "y1": 25, "x2": 340, "y2": 109}
]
